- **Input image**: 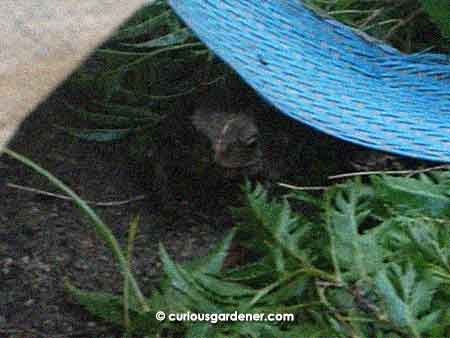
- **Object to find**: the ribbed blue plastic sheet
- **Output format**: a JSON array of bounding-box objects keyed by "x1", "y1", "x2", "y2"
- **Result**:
[{"x1": 168, "y1": 0, "x2": 450, "y2": 162}]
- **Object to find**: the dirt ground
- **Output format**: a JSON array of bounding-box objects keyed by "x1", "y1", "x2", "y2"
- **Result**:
[{"x1": 0, "y1": 90, "x2": 236, "y2": 337}]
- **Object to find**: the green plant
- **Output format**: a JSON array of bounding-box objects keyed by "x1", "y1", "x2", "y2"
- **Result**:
[
  {"x1": 62, "y1": 0, "x2": 223, "y2": 143},
  {"x1": 64, "y1": 172, "x2": 450, "y2": 337},
  {"x1": 306, "y1": 0, "x2": 449, "y2": 53},
  {"x1": 6, "y1": 147, "x2": 449, "y2": 337},
  {"x1": 419, "y1": 0, "x2": 450, "y2": 39}
]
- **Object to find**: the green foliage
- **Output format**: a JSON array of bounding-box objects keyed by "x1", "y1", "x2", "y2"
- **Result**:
[
  {"x1": 63, "y1": 0, "x2": 222, "y2": 142},
  {"x1": 58, "y1": 168, "x2": 450, "y2": 337},
  {"x1": 374, "y1": 263, "x2": 441, "y2": 337},
  {"x1": 307, "y1": 0, "x2": 449, "y2": 53},
  {"x1": 325, "y1": 180, "x2": 384, "y2": 281},
  {"x1": 419, "y1": 0, "x2": 450, "y2": 38},
  {"x1": 371, "y1": 172, "x2": 450, "y2": 217}
]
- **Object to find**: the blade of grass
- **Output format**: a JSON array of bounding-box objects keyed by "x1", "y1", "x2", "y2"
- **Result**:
[
  {"x1": 3, "y1": 148, "x2": 149, "y2": 313},
  {"x1": 122, "y1": 28, "x2": 192, "y2": 48},
  {"x1": 124, "y1": 215, "x2": 140, "y2": 332}
]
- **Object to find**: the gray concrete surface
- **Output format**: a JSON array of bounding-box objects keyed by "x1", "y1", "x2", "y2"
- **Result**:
[{"x1": 0, "y1": 0, "x2": 152, "y2": 150}]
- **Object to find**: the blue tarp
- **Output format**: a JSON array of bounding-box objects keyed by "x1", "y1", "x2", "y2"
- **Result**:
[{"x1": 169, "y1": 0, "x2": 450, "y2": 162}]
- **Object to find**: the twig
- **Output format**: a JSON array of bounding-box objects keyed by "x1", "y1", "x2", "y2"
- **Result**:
[
  {"x1": 328, "y1": 9, "x2": 375, "y2": 15},
  {"x1": 316, "y1": 280, "x2": 343, "y2": 288},
  {"x1": 359, "y1": 8, "x2": 384, "y2": 29},
  {"x1": 278, "y1": 182, "x2": 328, "y2": 191},
  {"x1": 359, "y1": 0, "x2": 410, "y2": 29},
  {"x1": 384, "y1": 7, "x2": 424, "y2": 41},
  {"x1": 5, "y1": 182, "x2": 146, "y2": 206},
  {"x1": 361, "y1": 18, "x2": 400, "y2": 32},
  {"x1": 328, "y1": 164, "x2": 450, "y2": 180}
]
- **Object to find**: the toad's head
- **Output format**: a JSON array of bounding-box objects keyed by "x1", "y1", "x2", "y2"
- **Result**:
[{"x1": 212, "y1": 114, "x2": 263, "y2": 177}]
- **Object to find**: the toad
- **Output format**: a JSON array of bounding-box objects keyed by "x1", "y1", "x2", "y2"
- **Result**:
[
  {"x1": 145, "y1": 88, "x2": 290, "y2": 208},
  {"x1": 191, "y1": 100, "x2": 263, "y2": 178}
]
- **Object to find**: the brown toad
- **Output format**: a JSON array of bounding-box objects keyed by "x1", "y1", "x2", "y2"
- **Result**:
[
  {"x1": 191, "y1": 101, "x2": 263, "y2": 178},
  {"x1": 143, "y1": 96, "x2": 267, "y2": 207}
]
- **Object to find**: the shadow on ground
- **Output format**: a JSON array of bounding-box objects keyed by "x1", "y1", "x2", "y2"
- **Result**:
[{"x1": 0, "y1": 90, "x2": 232, "y2": 337}]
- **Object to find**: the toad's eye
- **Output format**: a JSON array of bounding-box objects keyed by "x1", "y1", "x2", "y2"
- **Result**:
[
  {"x1": 244, "y1": 137, "x2": 258, "y2": 149},
  {"x1": 241, "y1": 133, "x2": 258, "y2": 147}
]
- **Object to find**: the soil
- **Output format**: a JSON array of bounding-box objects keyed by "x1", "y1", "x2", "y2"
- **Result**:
[{"x1": 0, "y1": 90, "x2": 235, "y2": 338}]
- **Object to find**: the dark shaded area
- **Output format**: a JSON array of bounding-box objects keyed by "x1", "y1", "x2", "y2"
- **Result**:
[{"x1": 0, "y1": 90, "x2": 232, "y2": 337}]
